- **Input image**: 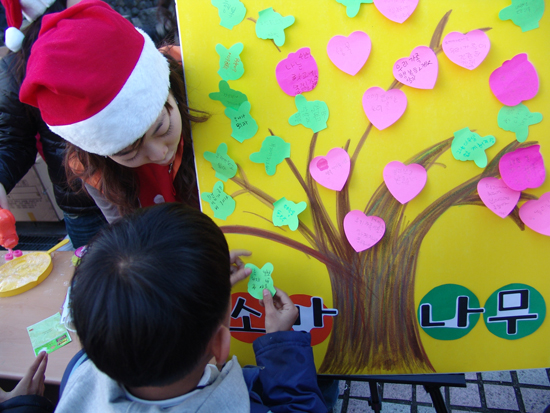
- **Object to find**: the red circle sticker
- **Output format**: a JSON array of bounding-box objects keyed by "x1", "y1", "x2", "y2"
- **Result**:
[{"x1": 229, "y1": 292, "x2": 337, "y2": 346}]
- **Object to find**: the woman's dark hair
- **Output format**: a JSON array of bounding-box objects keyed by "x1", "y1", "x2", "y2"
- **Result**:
[
  {"x1": 10, "y1": 0, "x2": 67, "y2": 84},
  {"x1": 64, "y1": 53, "x2": 208, "y2": 216},
  {"x1": 70, "y1": 203, "x2": 231, "y2": 387}
]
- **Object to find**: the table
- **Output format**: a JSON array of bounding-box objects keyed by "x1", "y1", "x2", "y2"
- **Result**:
[{"x1": 0, "y1": 251, "x2": 80, "y2": 384}]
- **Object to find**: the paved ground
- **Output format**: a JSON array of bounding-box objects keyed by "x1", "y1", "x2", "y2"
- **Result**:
[{"x1": 334, "y1": 368, "x2": 550, "y2": 412}]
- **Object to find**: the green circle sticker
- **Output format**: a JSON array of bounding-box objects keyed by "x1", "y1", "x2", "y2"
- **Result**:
[
  {"x1": 483, "y1": 283, "x2": 545, "y2": 340},
  {"x1": 418, "y1": 284, "x2": 483, "y2": 340}
]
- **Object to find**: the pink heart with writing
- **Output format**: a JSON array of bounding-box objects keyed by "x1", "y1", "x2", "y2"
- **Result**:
[
  {"x1": 327, "y1": 31, "x2": 371, "y2": 76},
  {"x1": 275, "y1": 47, "x2": 319, "y2": 96},
  {"x1": 519, "y1": 192, "x2": 550, "y2": 236},
  {"x1": 477, "y1": 177, "x2": 521, "y2": 218},
  {"x1": 344, "y1": 210, "x2": 386, "y2": 252},
  {"x1": 383, "y1": 161, "x2": 427, "y2": 204},
  {"x1": 362, "y1": 87, "x2": 407, "y2": 130},
  {"x1": 489, "y1": 53, "x2": 539, "y2": 106},
  {"x1": 393, "y1": 46, "x2": 438, "y2": 89},
  {"x1": 374, "y1": 0, "x2": 419, "y2": 23},
  {"x1": 442, "y1": 30, "x2": 491, "y2": 70},
  {"x1": 499, "y1": 145, "x2": 546, "y2": 191},
  {"x1": 309, "y1": 148, "x2": 350, "y2": 191}
]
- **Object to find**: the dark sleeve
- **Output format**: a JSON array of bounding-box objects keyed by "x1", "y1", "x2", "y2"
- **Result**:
[
  {"x1": 252, "y1": 331, "x2": 327, "y2": 413},
  {"x1": 0, "y1": 395, "x2": 54, "y2": 413},
  {"x1": 0, "y1": 56, "x2": 39, "y2": 193}
]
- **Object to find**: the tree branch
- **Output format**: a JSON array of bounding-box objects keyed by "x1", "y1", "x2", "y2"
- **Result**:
[{"x1": 220, "y1": 225, "x2": 337, "y2": 266}]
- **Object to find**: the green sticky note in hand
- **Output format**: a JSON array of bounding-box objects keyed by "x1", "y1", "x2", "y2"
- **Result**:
[
  {"x1": 209, "y1": 80, "x2": 248, "y2": 109},
  {"x1": 27, "y1": 313, "x2": 72, "y2": 355},
  {"x1": 289, "y1": 94, "x2": 329, "y2": 133},
  {"x1": 335, "y1": 0, "x2": 373, "y2": 18},
  {"x1": 246, "y1": 262, "x2": 276, "y2": 299},
  {"x1": 249, "y1": 135, "x2": 291, "y2": 176},
  {"x1": 211, "y1": 0, "x2": 246, "y2": 29},
  {"x1": 272, "y1": 197, "x2": 307, "y2": 231},
  {"x1": 499, "y1": 0, "x2": 545, "y2": 32},
  {"x1": 216, "y1": 43, "x2": 244, "y2": 81},
  {"x1": 225, "y1": 101, "x2": 258, "y2": 143},
  {"x1": 255, "y1": 7, "x2": 295, "y2": 47},
  {"x1": 201, "y1": 181, "x2": 236, "y2": 220},
  {"x1": 498, "y1": 103, "x2": 543, "y2": 143},
  {"x1": 451, "y1": 127, "x2": 496, "y2": 168},
  {"x1": 203, "y1": 143, "x2": 237, "y2": 181}
]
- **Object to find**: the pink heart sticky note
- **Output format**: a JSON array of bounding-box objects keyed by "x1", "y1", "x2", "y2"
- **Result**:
[
  {"x1": 344, "y1": 210, "x2": 385, "y2": 252},
  {"x1": 499, "y1": 145, "x2": 546, "y2": 191},
  {"x1": 519, "y1": 192, "x2": 550, "y2": 236},
  {"x1": 393, "y1": 46, "x2": 438, "y2": 89},
  {"x1": 309, "y1": 148, "x2": 351, "y2": 191},
  {"x1": 477, "y1": 177, "x2": 521, "y2": 218},
  {"x1": 442, "y1": 30, "x2": 491, "y2": 70},
  {"x1": 383, "y1": 161, "x2": 427, "y2": 204},
  {"x1": 373, "y1": 0, "x2": 418, "y2": 23},
  {"x1": 362, "y1": 87, "x2": 407, "y2": 130},
  {"x1": 275, "y1": 47, "x2": 319, "y2": 96},
  {"x1": 489, "y1": 53, "x2": 539, "y2": 106},
  {"x1": 327, "y1": 31, "x2": 371, "y2": 76}
]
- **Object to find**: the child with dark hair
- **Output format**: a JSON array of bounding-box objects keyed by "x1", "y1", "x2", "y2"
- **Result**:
[{"x1": 56, "y1": 203, "x2": 327, "y2": 412}]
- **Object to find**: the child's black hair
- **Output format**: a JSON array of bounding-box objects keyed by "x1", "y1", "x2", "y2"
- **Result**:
[{"x1": 70, "y1": 203, "x2": 231, "y2": 387}]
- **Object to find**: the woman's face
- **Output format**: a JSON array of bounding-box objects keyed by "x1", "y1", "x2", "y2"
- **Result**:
[{"x1": 109, "y1": 93, "x2": 182, "y2": 168}]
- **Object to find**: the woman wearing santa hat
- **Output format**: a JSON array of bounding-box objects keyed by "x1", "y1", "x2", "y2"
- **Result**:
[
  {"x1": 0, "y1": 0, "x2": 107, "y2": 248},
  {"x1": 20, "y1": 0, "x2": 207, "y2": 223}
]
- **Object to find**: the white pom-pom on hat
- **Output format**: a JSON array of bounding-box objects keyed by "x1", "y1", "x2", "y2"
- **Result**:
[{"x1": 5, "y1": 26, "x2": 24, "y2": 52}]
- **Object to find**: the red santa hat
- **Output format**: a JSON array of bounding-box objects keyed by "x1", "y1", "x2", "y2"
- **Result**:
[
  {"x1": 1, "y1": 0, "x2": 56, "y2": 52},
  {"x1": 19, "y1": 0, "x2": 170, "y2": 156}
]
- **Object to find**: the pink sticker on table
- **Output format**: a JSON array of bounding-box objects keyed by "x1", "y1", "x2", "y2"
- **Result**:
[
  {"x1": 327, "y1": 31, "x2": 371, "y2": 76},
  {"x1": 362, "y1": 87, "x2": 407, "y2": 130},
  {"x1": 373, "y1": 0, "x2": 419, "y2": 23},
  {"x1": 393, "y1": 46, "x2": 438, "y2": 89},
  {"x1": 275, "y1": 47, "x2": 318, "y2": 96},
  {"x1": 383, "y1": 161, "x2": 427, "y2": 204},
  {"x1": 477, "y1": 177, "x2": 521, "y2": 218},
  {"x1": 344, "y1": 210, "x2": 385, "y2": 252},
  {"x1": 519, "y1": 192, "x2": 550, "y2": 236},
  {"x1": 499, "y1": 145, "x2": 546, "y2": 191},
  {"x1": 442, "y1": 30, "x2": 490, "y2": 70},
  {"x1": 309, "y1": 148, "x2": 351, "y2": 191},
  {"x1": 489, "y1": 53, "x2": 539, "y2": 106}
]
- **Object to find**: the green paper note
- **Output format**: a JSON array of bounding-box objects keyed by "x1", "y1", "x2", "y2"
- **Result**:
[
  {"x1": 288, "y1": 94, "x2": 329, "y2": 133},
  {"x1": 203, "y1": 143, "x2": 237, "y2": 181},
  {"x1": 211, "y1": 0, "x2": 246, "y2": 29},
  {"x1": 335, "y1": 0, "x2": 373, "y2": 18},
  {"x1": 27, "y1": 313, "x2": 72, "y2": 356},
  {"x1": 451, "y1": 127, "x2": 496, "y2": 168},
  {"x1": 272, "y1": 197, "x2": 307, "y2": 231},
  {"x1": 499, "y1": 0, "x2": 545, "y2": 32},
  {"x1": 201, "y1": 181, "x2": 236, "y2": 220},
  {"x1": 216, "y1": 43, "x2": 244, "y2": 81},
  {"x1": 246, "y1": 262, "x2": 276, "y2": 299},
  {"x1": 209, "y1": 80, "x2": 248, "y2": 109},
  {"x1": 249, "y1": 135, "x2": 291, "y2": 176},
  {"x1": 255, "y1": 7, "x2": 295, "y2": 47},
  {"x1": 498, "y1": 103, "x2": 543, "y2": 143},
  {"x1": 225, "y1": 101, "x2": 258, "y2": 143}
]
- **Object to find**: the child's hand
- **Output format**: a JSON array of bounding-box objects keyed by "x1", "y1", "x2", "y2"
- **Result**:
[
  {"x1": 261, "y1": 287, "x2": 298, "y2": 334},
  {"x1": 229, "y1": 249, "x2": 252, "y2": 286},
  {"x1": 0, "y1": 351, "x2": 48, "y2": 403}
]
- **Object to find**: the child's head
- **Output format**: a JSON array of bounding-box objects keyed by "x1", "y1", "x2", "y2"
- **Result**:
[{"x1": 70, "y1": 203, "x2": 232, "y2": 387}]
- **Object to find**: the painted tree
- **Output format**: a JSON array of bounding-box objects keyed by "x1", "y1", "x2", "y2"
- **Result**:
[{"x1": 218, "y1": 11, "x2": 539, "y2": 374}]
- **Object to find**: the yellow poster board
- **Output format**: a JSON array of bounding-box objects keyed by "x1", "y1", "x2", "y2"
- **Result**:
[{"x1": 177, "y1": 0, "x2": 550, "y2": 374}]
